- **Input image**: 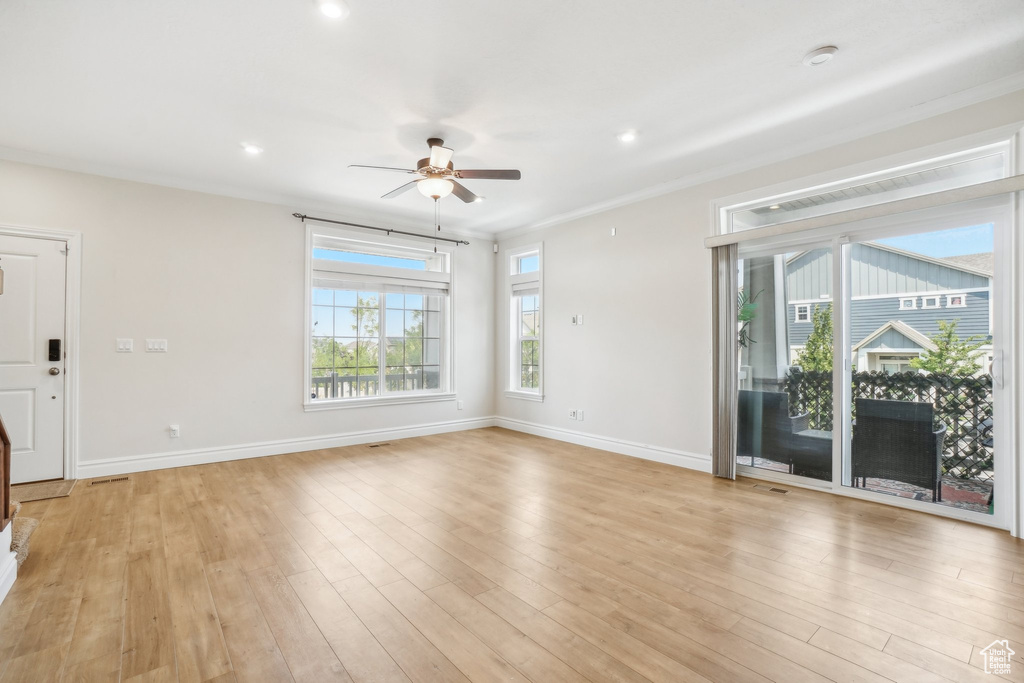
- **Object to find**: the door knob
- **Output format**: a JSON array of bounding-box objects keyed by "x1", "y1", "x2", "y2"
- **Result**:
[{"x1": 49, "y1": 367, "x2": 61, "y2": 375}]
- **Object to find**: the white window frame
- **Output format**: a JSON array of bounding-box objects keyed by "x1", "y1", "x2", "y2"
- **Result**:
[
  {"x1": 899, "y1": 297, "x2": 917, "y2": 310},
  {"x1": 794, "y1": 304, "x2": 811, "y2": 323},
  {"x1": 945, "y1": 293, "x2": 967, "y2": 308},
  {"x1": 303, "y1": 225, "x2": 456, "y2": 410},
  {"x1": 506, "y1": 243, "x2": 543, "y2": 401},
  {"x1": 714, "y1": 138, "x2": 1014, "y2": 234},
  {"x1": 921, "y1": 295, "x2": 941, "y2": 309}
]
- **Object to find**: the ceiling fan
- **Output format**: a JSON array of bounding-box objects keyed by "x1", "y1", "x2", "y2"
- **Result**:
[{"x1": 350, "y1": 138, "x2": 521, "y2": 203}]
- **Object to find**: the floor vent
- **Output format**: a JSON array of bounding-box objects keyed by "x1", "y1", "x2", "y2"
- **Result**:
[
  {"x1": 90, "y1": 476, "x2": 130, "y2": 486},
  {"x1": 368, "y1": 443, "x2": 391, "y2": 448},
  {"x1": 752, "y1": 484, "x2": 789, "y2": 495}
]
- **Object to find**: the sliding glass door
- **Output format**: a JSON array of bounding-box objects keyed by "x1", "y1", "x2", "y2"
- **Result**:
[
  {"x1": 734, "y1": 195, "x2": 1011, "y2": 526},
  {"x1": 736, "y1": 242, "x2": 834, "y2": 485},
  {"x1": 833, "y1": 198, "x2": 1010, "y2": 522}
]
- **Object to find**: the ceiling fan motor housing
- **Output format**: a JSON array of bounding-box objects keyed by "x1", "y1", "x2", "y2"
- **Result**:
[{"x1": 417, "y1": 158, "x2": 454, "y2": 173}]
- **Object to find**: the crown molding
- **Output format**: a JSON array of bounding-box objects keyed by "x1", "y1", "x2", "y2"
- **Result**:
[
  {"x1": 3, "y1": 70, "x2": 1022, "y2": 246},
  {"x1": 494, "y1": 71, "x2": 1024, "y2": 242},
  {"x1": 0, "y1": 148, "x2": 496, "y2": 243}
]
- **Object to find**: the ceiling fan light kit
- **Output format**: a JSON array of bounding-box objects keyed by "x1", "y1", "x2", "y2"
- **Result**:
[
  {"x1": 351, "y1": 138, "x2": 521, "y2": 204},
  {"x1": 417, "y1": 176, "x2": 454, "y2": 199}
]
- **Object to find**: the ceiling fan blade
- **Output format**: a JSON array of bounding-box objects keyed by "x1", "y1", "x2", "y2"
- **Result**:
[
  {"x1": 454, "y1": 169, "x2": 521, "y2": 180},
  {"x1": 381, "y1": 180, "x2": 419, "y2": 199},
  {"x1": 450, "y1": 181, "x2": 480, "y2": 203},
  {"x1": 429, "y1": 145, "x2": 454, "y2": 169},
  {"x1": 349, "y1": 165, "x2": 417, "y2": 174}
]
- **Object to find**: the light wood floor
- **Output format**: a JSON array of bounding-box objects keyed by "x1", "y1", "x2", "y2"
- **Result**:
[{"x1": 1, "y1": 428, "x2": 1023, "y2": 682}]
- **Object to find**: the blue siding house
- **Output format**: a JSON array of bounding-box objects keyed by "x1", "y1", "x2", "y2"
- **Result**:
[{"x1": 786, "y1": 243, "x2": 992, "y2": 373}]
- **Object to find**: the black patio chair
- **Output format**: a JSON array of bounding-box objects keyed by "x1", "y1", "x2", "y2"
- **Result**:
[
  {"x1": 737, "y1": 389, "x2": 832, "y2": 479},
  {"x1": 851, "y1": 398, "x2": 947, "y2": 501}
]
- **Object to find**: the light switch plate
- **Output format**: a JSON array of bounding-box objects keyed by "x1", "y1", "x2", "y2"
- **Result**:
[
  {"x1": 116, "y1": 338, "x2": 133, "y2": 353},
  {"x1": 146, "y1": 338, "x2": 168, "y2": 353}
]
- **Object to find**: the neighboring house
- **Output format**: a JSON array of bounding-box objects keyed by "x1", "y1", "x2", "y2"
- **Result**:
[{"x1": 786, "y1": 243, "x2": 992, "y2": 373}]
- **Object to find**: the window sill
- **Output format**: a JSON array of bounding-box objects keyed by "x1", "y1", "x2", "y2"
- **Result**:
[
  {"x1": 304, "y1": 392, "x2": 456, "y2": 412},
  {"x1": 504, "y1": 390, "x2": 544, "y2": 403}
]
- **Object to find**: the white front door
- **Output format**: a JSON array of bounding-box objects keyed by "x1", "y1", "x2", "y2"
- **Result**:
[{"x1": 0, "y1": 235, "x2": 67, "y2": 483}]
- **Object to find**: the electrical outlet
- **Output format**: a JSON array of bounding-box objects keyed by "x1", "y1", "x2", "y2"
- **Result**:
[
  {"x1": 577, "y1": 314, "x2": 584, "y2": 326},
  {"x1": 169, "y1": 424, "x2": 180, "y2": 438},
  {"x1": 568, "y1": 409, "x2": 577, "y2": 420},
  {"x1": 577, "y1": 410, "x2": 584, "y2": 421},
  {"x1": 457, "y1": 400, "x2": 464, "y2": 410}
]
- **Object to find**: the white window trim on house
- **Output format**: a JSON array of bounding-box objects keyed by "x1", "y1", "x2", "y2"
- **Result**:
[
  {"x1": 899, "y1": 297, "x2": 916, "y2": 310},
  {"x1": 921, "y1": 295, "x2": 941, "y2": 309},
  {"x1": 788, "y1": 286, "x2": 989, "y2": 305},
  {"x1": 303, "y1": 225, "x2": 456, "y2": 411},
  {"x1": 794, "y1": 304, "x2": 811, "y2": 323},
  {"x1": 505, "y1": 243, "x2": 544, "y2": 401},
  {"x1": 946, "y1": 293, "x2": 967, "y2": 308}
]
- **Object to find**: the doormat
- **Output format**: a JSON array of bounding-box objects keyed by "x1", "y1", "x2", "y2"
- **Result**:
[{"x1": 11, "y1": 479, "x2": 77, "y2": 503}]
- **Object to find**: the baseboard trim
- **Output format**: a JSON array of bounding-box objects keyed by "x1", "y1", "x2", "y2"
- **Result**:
[
  {"x1": 0, "y1": 525, "x2": 16, "y2": 606},
  {"x1": 74, "y1": 414, "x2": 711, "y2": 479},
  {"x1": 76, "y1": 416, "x2": 498, "y2": 479},
  {"x1": 494, "y1": 417, "x2": 711, "y2": 473}
]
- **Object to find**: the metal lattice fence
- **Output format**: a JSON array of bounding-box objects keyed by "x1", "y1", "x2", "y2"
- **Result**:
[{"x1": 784, "y1": 369, "x2": 993, "y2": 481}]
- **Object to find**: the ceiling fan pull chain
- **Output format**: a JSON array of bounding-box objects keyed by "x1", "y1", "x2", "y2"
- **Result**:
[{"x1": 434, "y1": 199, "x2": 440, "y2": 253}]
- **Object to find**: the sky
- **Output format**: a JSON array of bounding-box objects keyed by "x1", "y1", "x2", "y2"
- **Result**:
[
  {"x1": 875, "y1": 223, "x2": 993, "y2": 258},
  {"x1": 314, "y1": 248, "x2": 426, "y2": 270}
]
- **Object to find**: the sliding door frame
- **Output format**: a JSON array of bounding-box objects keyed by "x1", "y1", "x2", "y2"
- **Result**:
[{"x1": 719, "y1": 175, "x2": 1022, "y2": 535}]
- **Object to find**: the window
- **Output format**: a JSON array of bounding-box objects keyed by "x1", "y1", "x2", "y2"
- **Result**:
[
  {"x1": 899, "y1": 297, "x2": 916, "y2": 310},
  {"x1": 794, "y1": 304, "x2": 811, "y2": 323},
  {"x1": 878, "y1": 355, "x2": 917, "y2": 374},
  {"x1": 306, "y1": 229, "x2": 453, "y2": 408},
  {"x1": 946, "y1": 293, "x2": 966, "y2": 308},
  {"x1": 922, "y1": 295, "x2": 940, "y2": 309},
  {"x1": 722, "y1": 142, "x2": 1010, "y2": 232},
  {"x1": 508, "y1": 244, "x2": 542, "y2": 398}
]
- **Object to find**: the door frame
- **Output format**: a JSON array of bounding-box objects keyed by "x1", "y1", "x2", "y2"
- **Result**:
[
  {"x1": 732, "y1": 198, "x2": 1019, "y2": 532},
  {"x1": 0, "y1": 223, "x2": 82, "y2": 482}
]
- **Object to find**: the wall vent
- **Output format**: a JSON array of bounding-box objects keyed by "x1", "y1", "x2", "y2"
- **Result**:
[
  {"x1": 752, "y1": 484, "x2": 789, "y2": 495},
  {"x1": 90, "y1": 476, "x2": 130, "y2": 486}
]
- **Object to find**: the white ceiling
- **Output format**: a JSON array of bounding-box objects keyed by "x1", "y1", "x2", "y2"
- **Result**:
[{"x1": 2, "y1": 0, "x2": 1023, "y2": 236}]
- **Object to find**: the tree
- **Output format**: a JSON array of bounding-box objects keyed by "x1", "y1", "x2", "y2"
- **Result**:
[
  {"x1": 796, "y1": 304, "x2": 833, "y2": 372},
  {"x1": 910, "y1": 319, "x2": 988, "y2": 376}
]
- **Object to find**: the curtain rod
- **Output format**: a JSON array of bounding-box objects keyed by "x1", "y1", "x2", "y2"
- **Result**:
[{"x1": 292, "y1": 213, "x2": 470, "y2": 246}]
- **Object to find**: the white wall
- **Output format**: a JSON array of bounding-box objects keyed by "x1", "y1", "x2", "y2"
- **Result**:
[
  {"x1": 0, "y1": 163, "x2": 496, "y2": 475},
  {"x1": 494, "y1": 89, "x2": 1024, "y2": 484}
]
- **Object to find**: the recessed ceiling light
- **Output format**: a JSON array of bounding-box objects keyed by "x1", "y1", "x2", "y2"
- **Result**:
[
  {"x1": 617, "y1": 130, "x2": 638, "y2": 143},
  {"x1": 769, "y1": 204, "x2": 781, "y2": 210},
  {"x1": 473, "y1": 197, "x2": 485, "y2": 203},
  {"x1": 317, "y1": 0, "x2": 350, "y2": 19},
  {"x1": 241, "y1": 143, "x2": 263, "y2": 155},
  {"x1": 803, "y1": 46, "x2": 838, "y2": 66}
]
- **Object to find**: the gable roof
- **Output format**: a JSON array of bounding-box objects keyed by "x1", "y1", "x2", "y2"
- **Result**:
[
  {"x1": 787, "y1": 242, "x2": 993, "y2": 279},
  {"x1": 852, "y1": 320, "x2": 937, "y2": 353},
  {"x1": 940, "y1": 252, "x2": 993, "y2": 275}
]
